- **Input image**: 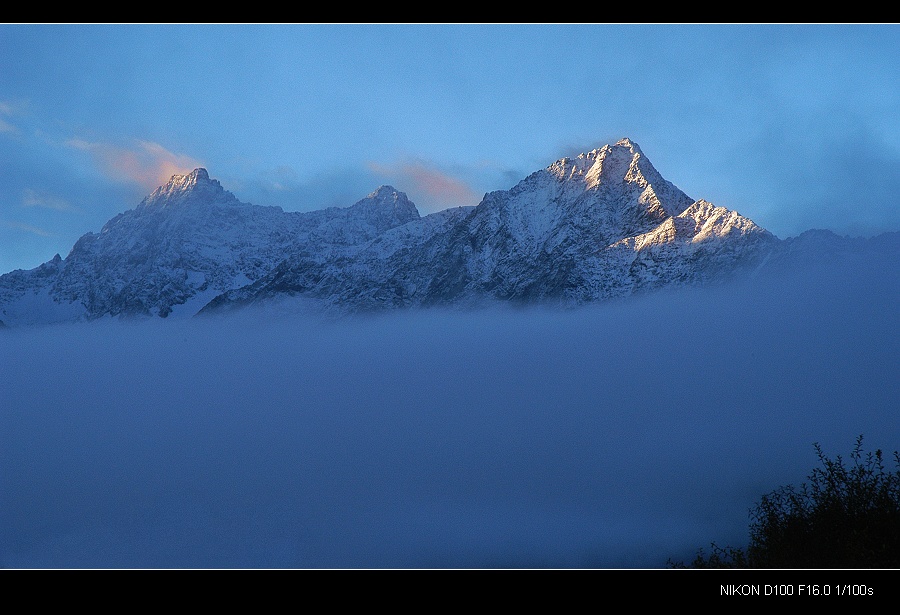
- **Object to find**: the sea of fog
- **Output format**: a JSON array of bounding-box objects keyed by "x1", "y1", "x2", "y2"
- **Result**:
[{"x1": 1, "y1": 254, "x2": 898, "y2": 569}]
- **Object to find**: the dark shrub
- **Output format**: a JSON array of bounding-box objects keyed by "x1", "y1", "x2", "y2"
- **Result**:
[{"x1": 673, "y1": 436, "x2": 900, "y2": 568}]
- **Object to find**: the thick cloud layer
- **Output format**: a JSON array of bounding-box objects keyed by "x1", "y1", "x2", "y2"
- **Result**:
[{"x1": 1, "y1": 254, "x2": 897, "y2": 568}]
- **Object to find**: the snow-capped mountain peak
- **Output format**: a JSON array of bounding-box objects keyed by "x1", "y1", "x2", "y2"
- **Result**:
[
  {"x1": 4, "y1": 137, "x2": 888, "y2": 328},
  {"x1": 612, "y1": 199, "x2": 775, "y2": 253},
  {"x1": 366, "y1": 184, "x2": 405, "y2": 201},
  {"x1": 546, "y1": 138, "x2": 645, "y2": 185},
  {"x1": 542, "y1": 138, "x2": 691, "y2": 217},
  {"x1": 585, "y1": 138, "x2": 644, "y2": 186},
  {"x1": 351, "y1": 185, "x2": 420, "y2": 223},
  {"x1": 138, "y1": 167, "x2": 238, "y2": 210},
  {"x1": 677, "y1": 200, "x2": 770, "y2": 241}
]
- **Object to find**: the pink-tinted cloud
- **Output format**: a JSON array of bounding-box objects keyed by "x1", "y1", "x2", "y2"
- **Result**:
[
  {"x1": 67, "y1": 139, "x2": 203, "y2": 191},
  {"x1": 368, "y1": 159, "x2": 480, "y2": 210}
]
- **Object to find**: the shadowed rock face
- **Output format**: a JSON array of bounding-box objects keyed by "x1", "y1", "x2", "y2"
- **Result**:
[
  {"x1": 203, "y1": 138, "x2": 778, "y2": 313},
  {"x1": 2, "y1": 139, "x2": 893, "y2": 327},
  {"x1": 0, "y1": 171, "x2": 421, "y2": 324}
]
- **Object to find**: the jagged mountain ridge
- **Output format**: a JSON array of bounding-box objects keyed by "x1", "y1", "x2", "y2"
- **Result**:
[
  {"x1": 1, "y1": 138, "x2": 893, "y2": 326},
  {"x1": 0, "y1": 169, "x2": 422, "y2": 324},
  {"x1": 200, "y1": 138, "x2": 776, "y2": 313}
]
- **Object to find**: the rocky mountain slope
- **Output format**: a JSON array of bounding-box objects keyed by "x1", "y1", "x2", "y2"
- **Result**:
[
  {"x1": 1, "y1": 138, "x2": 893, "y2": 327},
  {"x1": 200, "y1": 138, "x2": 778, "y2": 314},
  {"x1": 0, "y1": 169, "x2": 419, "y2": 324}
]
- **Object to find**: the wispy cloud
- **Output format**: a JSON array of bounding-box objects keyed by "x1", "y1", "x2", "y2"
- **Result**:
[
  {"x1": 368, "y1": 159, "x2": 481, "y2": 211},
  {"x1": 66, "y1": 139, "x2": 203, "y2": 191},
  {"x1": 0, "y1": 101, "x2": 18, "y2": 134},
  {"x1": 22, "y1": 188, "x2": 75, "y2": 212},
  {"x1": 2, "y1": 220, "x2": 53, "y2": 237},
  {"x1": 263, "y1": 166, "x2": 301, "y2": 192}
]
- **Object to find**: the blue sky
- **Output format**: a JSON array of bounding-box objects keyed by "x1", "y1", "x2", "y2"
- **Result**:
[{"x1": 2, "y1": 23, "x2": 900, "y2": 274}]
